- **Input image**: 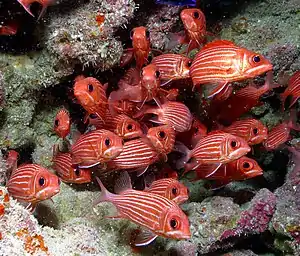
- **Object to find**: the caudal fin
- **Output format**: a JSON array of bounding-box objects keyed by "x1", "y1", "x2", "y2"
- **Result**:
[{"x1": 93, "y1": 177, "x2": 114, "y2": 206}]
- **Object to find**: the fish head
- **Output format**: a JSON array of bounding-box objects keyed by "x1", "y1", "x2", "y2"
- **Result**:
[
  {"x1": 236, "y1": 157, "x2": 263, "y2": 178},
  {"x1": 166, "y1": 179, "x2": 189, "y2": 204},
  {"x1": 118, "y1": 115, "x2": 143, "y2": 140},
  {"x1": 54, "y1": 109, "x2": 70, "y2": 138},
  {"x1": 101, "y1": 131, "x2": 124, "y2": 161},
  {"x1": 141, "y1": 64, "x2": 161, "y2": 92},
  {"x1": 224, "y1": 134, "x2": 251, "y2": 161},
  {"x1": 248, "y1": 120, "x2": 268, "y2": 145},
  {"x1": 147, "y1": 125, "x2": 176, "y2": 154},
  {"x1": 160, "y1": 204, "x2": 191, "y2": 239},
  {"x1": 71, "y1": 166, "x2": 92, "y2": 184},
  {"x1": 178, "y1": 56, "x2": 192, "y2": 79},
  {"x1": 180, "y1": 8, "x2": 206, "y2": 34},
  {"x1": 131, "y1": 26, "x2": 150, "y2": 50},
  {"x1": 35, "y1": 169, "x2": 60, "y2": 201}
]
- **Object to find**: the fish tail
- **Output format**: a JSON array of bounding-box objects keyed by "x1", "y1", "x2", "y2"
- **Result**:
[
  {"x1": 93, "y1": 177, "x2": 114, "y2": 206},
  {"x1": 173, "y1": 141, "x2": 191, "y2": 170}
]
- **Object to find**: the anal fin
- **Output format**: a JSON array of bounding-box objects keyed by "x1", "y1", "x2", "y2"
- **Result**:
[
  {"x1": 205, "y1": 82, "x2": 228, "y2": 99},
  {"x1": 134, "y1": 229, "x2": 158, "y2": 247}
]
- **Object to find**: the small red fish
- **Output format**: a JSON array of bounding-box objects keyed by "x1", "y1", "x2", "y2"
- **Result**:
[
  {"x1": 94, "y1": 172, "x2": 191, "y2": 246},
  {"x1": 190, "y1": 40, "x2": 273, "y2": 98},
  {"x1": 0, "y1": 22, "x2": 18, "y2": 36},
  {"x1": 222, "y1": 118, "x2": 268, "y2": 145},
  {"x1": 139, "y1": 101, "x2": 193, "y2": 132},
  {"x1": 281, "y1": 70, "x2": 300, "y2": 109},
  {"x1": 156, "y1": 166, "x2": 178, "y2": 180},
  {"x1": 17, "y1": 0, "x2": 55, "y2": 20},
  {"x1": 73, "y1": 76, "x2": 108, "y2": 122},
  {"x1": 54, "y1": 109, "x2": 71, "y2": 139},
  {"x1": 52, "y1": 150, "x2": 91, "y2": 184},
  {"x1": 7, "y1": 164, "x2": 60, "y2": 205},
  {"x1": 145, "y1": 178, "x2": 189, "y2": 204},
  {"x1": 71, "y1": 129, "x2": 123, "y2": 168}
]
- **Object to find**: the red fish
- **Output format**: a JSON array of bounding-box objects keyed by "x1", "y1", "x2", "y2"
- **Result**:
[
  {"x1": 5, "y1": 150, "x2": 19, "y2": 182},
  {"x1": 17, "y1": 0, "x2": 55, "y2": 20},
  {"x1": 7, "y1": 164, "x2": 60, "y2": 205},
  {"x1": 156, "y1": 166, "x2": 178, "y2": 180},
  {"x1": 151, "y1": 54, "x2": 192, "y2": 84},
  {"x1": 147, "y1": 125, "x2": 176, "y2": 161},
  {"x1": 180, "y1": 8, "x2": 208, "y2": 53},
  {"x1": 190, "y1": 40, "x2": 273, "y2": 98},
  {"x1": 0, "y1": 22, "x2": 18, "y2": 36},
  {"x1": 176, "y1": 131, "x2": 251, "y2": 174},
  {"x1": 94, "y1": 172, "x2": 191, "y2": 246},
  {"x1": 52, "y1": 150, "x2": 91, "y2": 184},
  {"x1": 73, "y1": 76, "x2": 108, "y2": 122},
  {"x1": 71, "y1": 129, "x2": 123, "y2": 168},
  {"x1": 281, "y1": 70, "x2": 300, "y2": 109},
  {"x1": 222, "y1": 118, "x2": 268, "y2": 145},
  {"x1": 54, "y1": 109, "x2": 71, "y2": 139},
  {"x1": 192, "y1": 156, "x2": 263, "y2": 186},
  {"x1": 139, "y1": 101, "x2": 193, "y2": 132},
  {"x1": 145, "y1": 178, "x2": 189, "y2": 204}
]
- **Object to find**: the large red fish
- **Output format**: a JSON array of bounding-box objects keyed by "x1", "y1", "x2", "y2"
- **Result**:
[
  {"x1": 190, "y1": 40, "x2": 273, "y2": 98},
  {"x1": 7, "y1": 164, "x2": 60, "y2": 206},
  {"x1": 71, "y1": 129, "x2": 123, "y2": 168},
  {"x1": 53, "y1": 109, "x2": 71, "y2": 139},
  {"x1": 73, "y1": 76, "x2": 108, "y2": 122},
  {"x1": 17, "y1": 0, "x2": 55, "y2": 20},
  {"x1": 222, "y1": 118, "x2": 268, "y2": 145},
  {"x1": 281, "y1": 70, "x2": 300, "y2": 109},
  {"x1": 94, "y1": 172, "x2": 191, "y2": 246}
]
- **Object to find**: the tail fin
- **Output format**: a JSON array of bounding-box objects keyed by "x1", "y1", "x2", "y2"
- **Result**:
[{"x1": 93, "y1": 177, "x2": 114, "y2": 206}]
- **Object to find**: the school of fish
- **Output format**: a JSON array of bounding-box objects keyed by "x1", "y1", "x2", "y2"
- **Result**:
[{"x1": 3, "y1": 1, "x2": 300, "y2": 248}]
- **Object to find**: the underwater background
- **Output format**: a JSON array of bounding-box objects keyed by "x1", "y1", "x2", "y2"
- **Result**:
[{"x1": 0, "y1": 0, "x2": 300, "y2": 255}]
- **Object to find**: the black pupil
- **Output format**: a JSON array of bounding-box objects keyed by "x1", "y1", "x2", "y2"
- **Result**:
[
  {"x1": 253, "y1": 128, "x2": 258, "y2": 135},
  {"x1": 88, "y1": 84, "x2": 93, "y2": 92},
  {"x1": 75, "y1": 167, "x2": 80, "y2": 176},
  {"x1": 90, "y1": 113, "x2": 97, "y2": 119},
  {"x1": 127, "y1": 124, "x2": 133, "y2": 131},
  {"x1": 54, "y1": 119, "x2": 59, "y2": 127},
  {"x1": 170, "y1": 219, "x2": 177, "y2": 229},
  {"x1": 172, "y1": 187, "x2": 178, "y2": 195},
  {"x1": 243, "y1": 162, "x2": 250, "y2": 169},
  {"x1": 253, "y1": 55, "x2": 261, "y2": 63},
  {"x1": 231, "y1": 140, "x2": 237, "y2": 148},
  {"x1": 187, "y1": 60, "x2": 192, "y2": 67},
  {"x1": 145, "y1": 30, "x2": 150, "y2": 38},
  {"x1": 159, "y1": 131, "x2": 166, "y2": 138},
  {"x1": 105, "y1": 138, "x2": 111, "y2": 146},
  {"x1": 193, "y1": 11, "x2": 199, "y2": 19},
  {"x1": 155, "y1": 70, "x2": 160, "y2": 78},
  {"x1": 39, "y1": 177, "x2": 45, "y2": 186}
]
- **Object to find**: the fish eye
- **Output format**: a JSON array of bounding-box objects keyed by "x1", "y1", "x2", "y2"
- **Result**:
[
  {"x1": 158, "y1": 131, "x2": 166, "y2": 139},
  {"x1": 130, "y1": 29, "x2": 134, "y2": 39},
  {"x1": 88, "y1": 84, "x2": 94, "y2": 92},
  {"x1": 194, "y1": 127, "x2": 199, "y2": 134},
  {"x1": 242, "y1": 161, "x2": 251, "y2": 169},
  {"x1": 187, "y1": 60, "x2": 192, "y2": 67},
  {"x1": 155, "y1": 70, "x2": 160, "y2": 78},
  {"x1": 105, "y1": 138, "x2": 111, "y2": 147},
  {"x1": 171, "y1": 187, "x2": 178, "y2": 195},
  {"x1": 54, "y1": 119, "x2": 59, "y2": 127},
  {"x1": 127, "y1": 124, "x2": 133, "y2": 131},
  {"x1": 170, "y1": 218, "x2": 178, "y2": 229},
  {"x1": 253, "y1": 55, "x2": 261, "y2": 63},
  {"x1": 193, "y1": 11, "x2": 200, "y2": 19},
  {"x1": 145, "y1": 30, "x2": 150, "y2": 39},
  {"x1": 89, "y1": 113, "x2": 98, "y2": 119},
  {"x1": 75, "y1": 167, "x2": 80, "y2": 176},
  {"x1": 39, "y1": 177, "x2": 45, "y2": 186},
  {"x1": 230, "y1": 140, "x2": 237, "y2": 148},
  {"x1": 253, "y1": 128, "x2": 258, "y2": 135}
]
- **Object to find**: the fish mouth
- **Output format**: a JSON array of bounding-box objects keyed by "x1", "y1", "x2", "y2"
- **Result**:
[
  {"x1": 174, "y1": 195, "x2": 189, "y2": 205},
  {"x1": 103, "y1": 146, "x2": 123, "y2": 160},
  {"x1": 245, "y1": 170, "x2": 263, "y2": 178},
  {"x1": 249, "y1": 135, "x2": 268, "y2": 145},
  {"x1": 228, "y1": 147, "x2": 251, "y2": 160},
  {"x1": 245, "y1": 63, "x2": 273, "y2": 77}
]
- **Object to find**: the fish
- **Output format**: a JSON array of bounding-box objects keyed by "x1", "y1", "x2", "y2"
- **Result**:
[
  {"x1": 53, "y1": 109, "x2": 71, "y2": 139},
  {"x1": 52, "y1": 149, "x2": 91, "y2": 184},
  {"x1": 145, "y1": 178, "x2": 189, "y2": 204},
  {"x1": 5, "y1": 150, "x2": 19, "y2": 183},
  {"x1": 151, "y1": 54, "x2": 192, "y2": 85},
  {"x1": 17, "y1": 0, "x2": 55, "y2": 20},
  {"x1": 222, "y1": 118, "x2": 268, "y2": 145},
  {"x1": 147, "y1": 125, "x2": 176, "y2": 161},
  {"x1": 94, "y1": 172, "x2": 191, "y2": 246},
  {"x1": 189, "y1": 40, "x2": 273, "y2": 98},
  {"x1": 139, "y1": 101, "x2": 193, "y2": 132},
  {"x1": 156, "y1": 166, "x2": 178, "y2": 180},
  {"x1": 7, "y1": 164, "x2": 60, "y2": 206},
  {"x1": 73, "y1": 76, "x2": 108, "y2": 122},
  {"x1": 70, "y1": 129, "x2": 123, "y2": 168},
  {"x1": 180, "y1": 8, "x2": 208, "y2": 53},
  {"x1": 0, "y1": 22, "x2": 18, "y2": 36},
  {"x1": 281, "y1": 70, "x2": 300, "y2": 109},
  {"x1": 175, "y1": 131, "x2": 251, "y2": 174},
  {"x1": 155, "y1": 0, "x2": 196, "y2": 6}
]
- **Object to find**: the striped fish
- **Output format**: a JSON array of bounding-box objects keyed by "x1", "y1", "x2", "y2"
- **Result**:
[
  {"x1": 106, "y1": 138, "x2": 159, "y2": 176},
  {"x1": 7, "y1": 164, "x2": 60, "y2": 204},
  {"x1": 94, "y1": 172, "x2": 190, "y2": 246},
  {"x1": 145, "y1": 178, "x2": 189, "y2": 204},
  {"x1": 189, "y1": 40, "x2": 273, "y2": 98},
  {"x1": 281, "y1": 70, "x2": 300, "y2": 109},
  {"x1": 54, "y1": 108, "x2": 71, "y2": 139},
  {"x1": 71, "y1": 129, "x2": 123, "y2": 168},
  {"x1": 73, "y1": 76, "x2": 108, "y2": 122},
  {"x1": 52, "y1": 152, "x2": 91, "y2": 184},
  {"x1": 222, "y1": 118, "x2": 268, "y2": 145},
  {"x1": 143, "y1": 101, "x2": 193, "y2": 132},
  {"x1": 151, "y1": 54, "x2": 191, "y2": 82}
]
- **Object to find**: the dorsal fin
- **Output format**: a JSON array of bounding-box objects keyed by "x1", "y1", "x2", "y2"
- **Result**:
[
  {"x1": 201, "y1": 40, "x2": 235, "y2": 51},
  {"x1": 114, "y1": 172, "x2": 132, "y2": 194}
]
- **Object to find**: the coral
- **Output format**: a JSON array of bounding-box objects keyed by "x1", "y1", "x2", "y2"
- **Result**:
[{"x1": 0, "y1": 152, "x2": 7, "y2": 186}]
